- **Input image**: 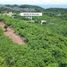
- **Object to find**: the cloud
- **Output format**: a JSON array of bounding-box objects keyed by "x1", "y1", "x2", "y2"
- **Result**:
[{"x1": 0, "y1": 0, "x2": 67, "y2": 4}]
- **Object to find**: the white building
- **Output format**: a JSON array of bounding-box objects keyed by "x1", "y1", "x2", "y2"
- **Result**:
[
  {"x1": 3, "y1": 12, "x2": 13, "y2": 17},
  {"x1": 41, "y1": 20, "x2": 47, "y2": 25},
  {"x1": 20, "y1": 12, "x2": 42, "y2": 20}
]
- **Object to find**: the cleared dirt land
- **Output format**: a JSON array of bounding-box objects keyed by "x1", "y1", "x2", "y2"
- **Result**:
[{"x1": 0, "y1": 22, "x2": 25, "y2": 45}]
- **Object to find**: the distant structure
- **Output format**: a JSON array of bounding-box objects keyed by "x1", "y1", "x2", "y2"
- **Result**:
[
  {"x1": 20, "y1": 12, "x2": 42, "y2": 20},
  {"x1": 3, "y1": 12, "x2": 13, "y2": 17},
  {"x1": 41, "y1": 20, "x2": 47, "y2": 25},
  {"x1": 19, "y1": 12, "x2": 47, "y2": 25},
  {"x1": 57, "y1": 13, "x2": 62, "y2": 16}
]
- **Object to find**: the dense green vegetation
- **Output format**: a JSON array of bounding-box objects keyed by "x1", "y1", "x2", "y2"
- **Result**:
[{"x1": 0, "y1": 7, "x2": 67, "y2": 67}]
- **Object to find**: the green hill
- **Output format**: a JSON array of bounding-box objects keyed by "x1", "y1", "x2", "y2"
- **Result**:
[{"x1": 0, "y1": 9, "x2": 67, "y2": 67}]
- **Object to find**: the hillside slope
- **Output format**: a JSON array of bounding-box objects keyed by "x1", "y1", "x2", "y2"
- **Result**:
[{"x1": 0, "y1": 15, "x2": 67, "y2": 67}]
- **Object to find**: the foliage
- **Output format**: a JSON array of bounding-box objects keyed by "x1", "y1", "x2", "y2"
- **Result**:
[{"x1": 0, "y1": 9, "x2": 67, "y2": 67}]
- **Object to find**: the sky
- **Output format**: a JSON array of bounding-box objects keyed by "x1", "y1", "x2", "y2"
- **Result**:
[{"x1": 0, "y1": 0, "x2": 67, "y2": 5}]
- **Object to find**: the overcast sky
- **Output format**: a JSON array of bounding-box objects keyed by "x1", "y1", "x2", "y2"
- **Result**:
[{"x1": 0, "y1": 0, "x2": 67, "y2": 5}]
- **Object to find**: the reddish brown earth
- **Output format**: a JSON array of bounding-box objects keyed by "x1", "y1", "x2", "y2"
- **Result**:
[{"x1": 0, "y1": 22, "x2": 25, "y2": 45}]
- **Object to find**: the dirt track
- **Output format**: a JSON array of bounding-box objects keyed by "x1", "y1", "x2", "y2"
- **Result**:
[{"x1": 0, "y1": 22, "x2": 25, "y2": 45}]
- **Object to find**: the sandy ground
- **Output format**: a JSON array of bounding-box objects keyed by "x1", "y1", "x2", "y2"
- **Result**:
[{"x1": 0, "y1": 22, "x2": 25, "y2": 45}]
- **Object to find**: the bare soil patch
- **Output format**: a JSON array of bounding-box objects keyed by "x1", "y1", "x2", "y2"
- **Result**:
[{"x1": 0, "y1": 22, "x2": 25, "y2": 45}]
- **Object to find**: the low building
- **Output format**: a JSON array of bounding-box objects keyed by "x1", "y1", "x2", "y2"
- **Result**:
[
  {"x1": 41, "y1": 20, "x2": 47, "y2": 25},
  {"x1": 3, "y1": 12, "x2": 13, "y2": 17}
]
